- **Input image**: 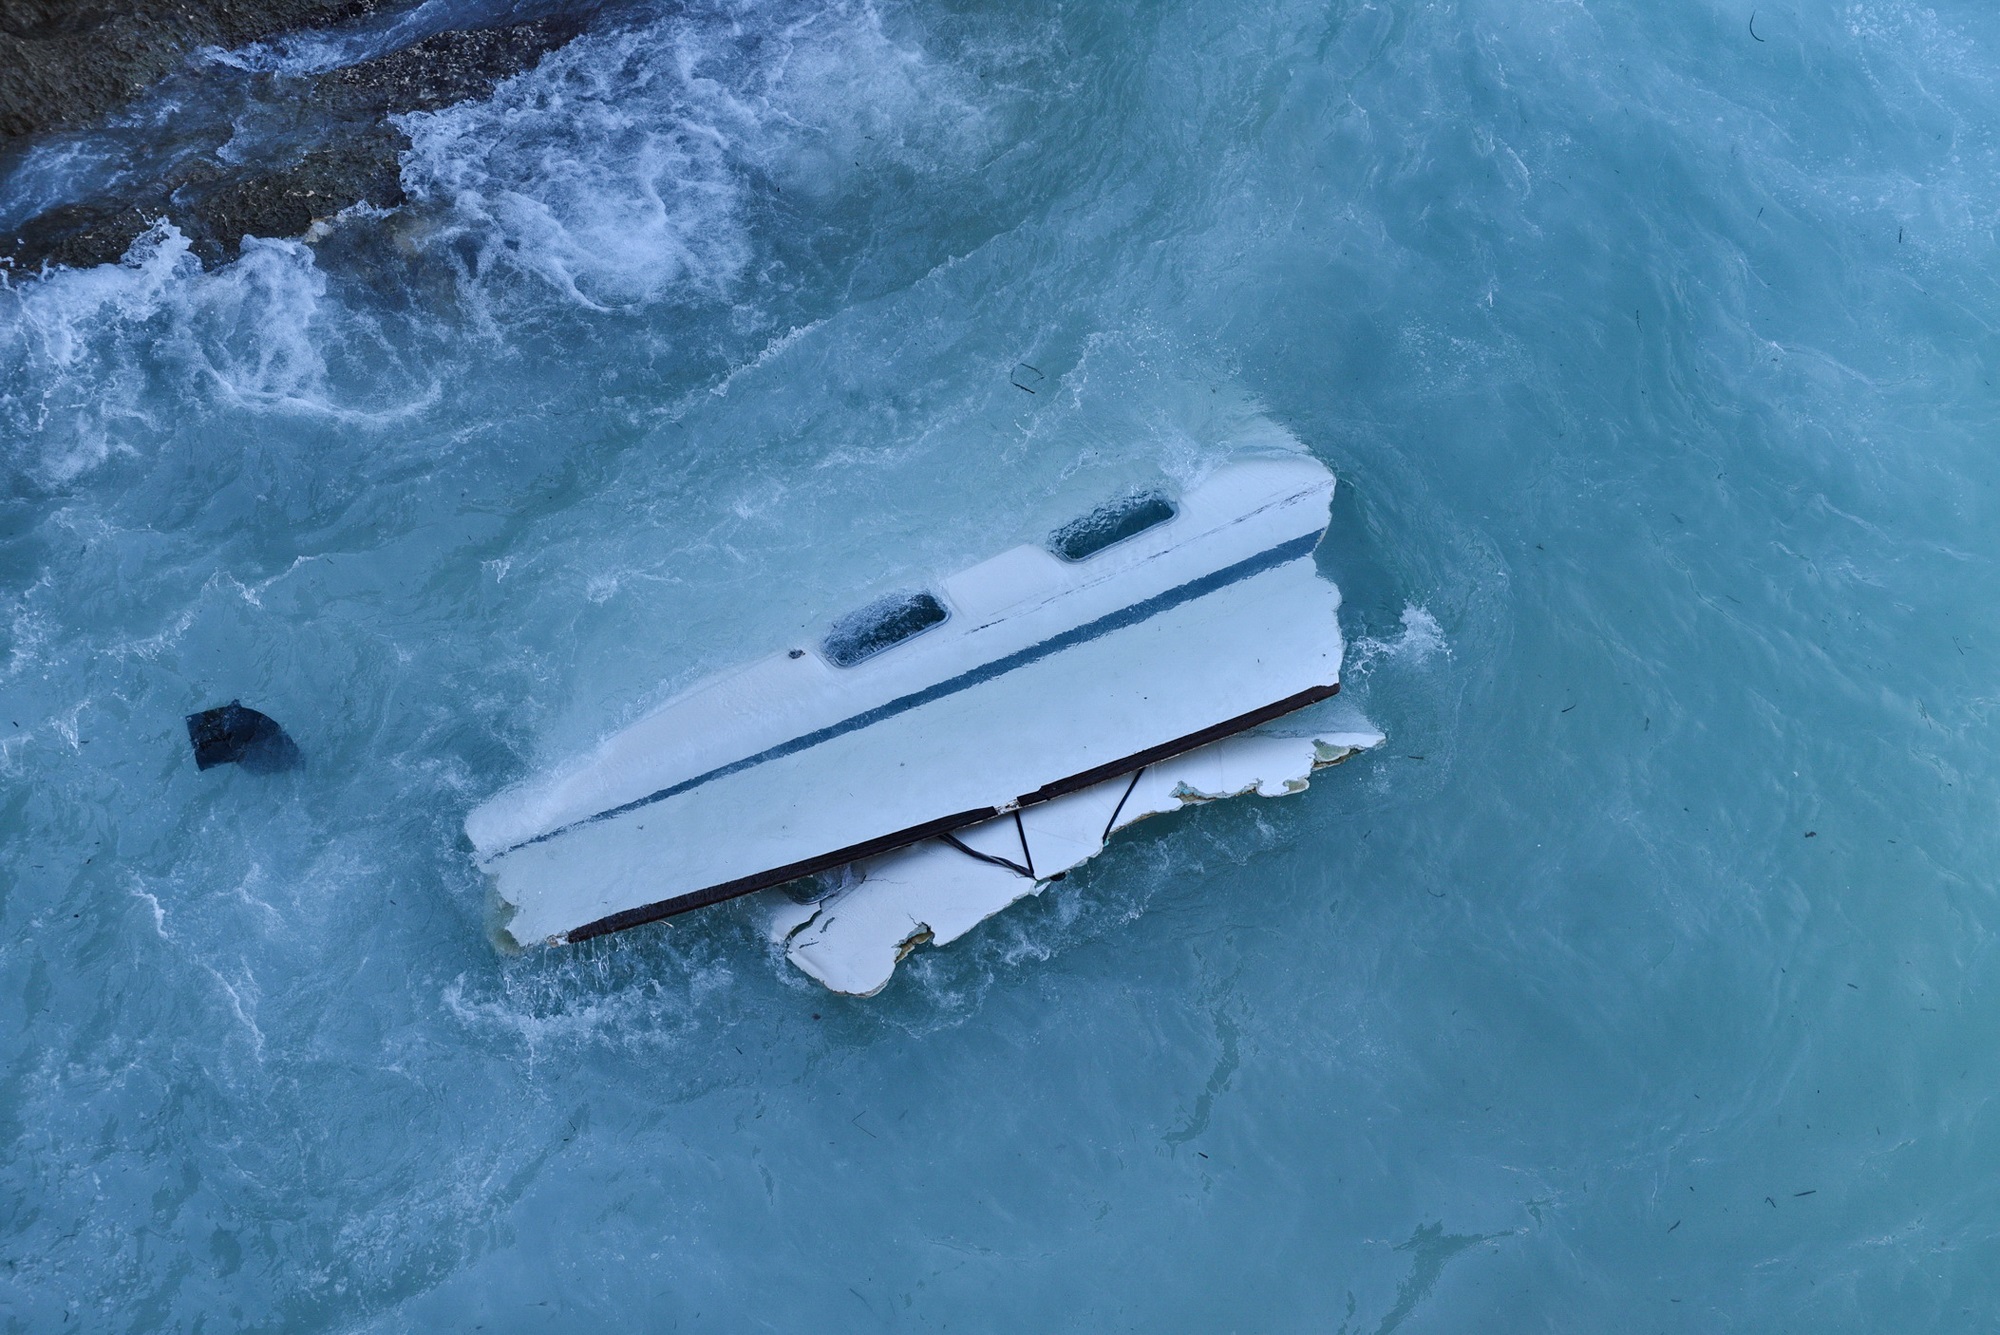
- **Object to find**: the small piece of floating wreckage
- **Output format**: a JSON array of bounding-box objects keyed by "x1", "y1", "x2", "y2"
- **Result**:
[{"x1": 467, "y1": 452, "x2": 1382, "y2": 995}]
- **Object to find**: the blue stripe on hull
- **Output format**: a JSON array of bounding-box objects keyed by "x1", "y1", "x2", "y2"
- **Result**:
[{"x1": 497, "y1": 529, "x2": 1323, "y2": 857}]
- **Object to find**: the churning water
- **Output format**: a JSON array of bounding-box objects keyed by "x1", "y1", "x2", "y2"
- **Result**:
[{"x1": 4, "y1": 0, "x2": 1999, "y2": 1328}]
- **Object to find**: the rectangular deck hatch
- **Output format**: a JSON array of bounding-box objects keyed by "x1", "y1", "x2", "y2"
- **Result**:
[{"x1": 821, "y1": 590, "x2": 950, "y2": 667}]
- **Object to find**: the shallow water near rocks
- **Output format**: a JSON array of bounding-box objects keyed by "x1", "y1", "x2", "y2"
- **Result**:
[{"x1": 4, "y1": 0, "x2": 2000, "y2": 1329}]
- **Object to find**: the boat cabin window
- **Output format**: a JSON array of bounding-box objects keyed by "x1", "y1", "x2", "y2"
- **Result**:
[
  {"x1": 1048, "y1": 492, "x2": 1176, "y2": 562},
  {"x1": 821, "y1": 590, "x2": 950, "y2": 667}
]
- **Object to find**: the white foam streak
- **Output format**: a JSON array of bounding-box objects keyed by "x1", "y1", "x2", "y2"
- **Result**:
[
  {"x1": 1347, "y1": 604, "x2": 1449, "y2": 675},
  {"x1": 0, "y1": 226, "x2": 435, "y2": 484},
  {"x1": 398, "y1": 0, "x2": 994, "y2": 309}
]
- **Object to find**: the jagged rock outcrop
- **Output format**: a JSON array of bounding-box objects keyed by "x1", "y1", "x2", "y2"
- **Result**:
[
  {"x1": 0, "y1": 0, "x2": 389, "y2": 139},
  {"x1": 1, "y1": 5, "x2": 589, "y2": 272}
]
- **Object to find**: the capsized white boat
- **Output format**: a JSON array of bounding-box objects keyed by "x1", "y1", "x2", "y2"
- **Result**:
[{"x1": 467, "y1": 452, "x2": 1377, "y2": 958}]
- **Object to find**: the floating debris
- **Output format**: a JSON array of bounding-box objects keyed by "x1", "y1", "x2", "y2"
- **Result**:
[{"x1": 185, "y1": 701, "x2": 301, "y2": 774}]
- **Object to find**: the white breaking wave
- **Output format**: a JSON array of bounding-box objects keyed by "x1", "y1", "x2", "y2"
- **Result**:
[
  {"x1": 0, "y1": 225, "x2": 439, "y2": 485},
  {"x1": 1345, "y1": 604, "x2": 1449, "y2": 675},
  {"x1": 0, "y1": 0, "x2": 1004, "y2": 486},
  {"x1": 397, "y1": 0, "x2": 998, "y2": 310}
]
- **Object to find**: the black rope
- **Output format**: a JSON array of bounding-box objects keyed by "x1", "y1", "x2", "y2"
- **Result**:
[
  {"x1": 1101, "y1": 767, "x2": 1146, "y2": 843},
  {"x1": 939, "y1": 769, "x2": 1146, "y2": 884},
  {"x1": 939, "y1": 831, "x2": 1033, "y2": 879}
]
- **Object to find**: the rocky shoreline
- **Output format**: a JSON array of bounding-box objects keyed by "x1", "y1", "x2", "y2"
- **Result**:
[
  {"x1": 1, "y1": 0, "x2": 391, "y2": 140},
  {"x1": 0, "y1": 0, "x2": 592, "y2": 273}
]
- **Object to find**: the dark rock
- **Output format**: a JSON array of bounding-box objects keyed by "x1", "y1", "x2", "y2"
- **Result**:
[
  {"x1": 1, "y1": 0, "x2": 390, "y2": 140},
  {"x1": 1, "y1": 199, "x2": 159, "y2": 273},
  {"x1": 169, "y1": 125, "x2": 412, "y2": 267},
  {"x1": 1, "y1": 11, "x2": 588, "y2": 273},
  {"x1": 313, "y1": 17, "x2": 588, "y2": 117},
  {"x1": 186, "y1": 700, "x2": 302, "y2": 773}
]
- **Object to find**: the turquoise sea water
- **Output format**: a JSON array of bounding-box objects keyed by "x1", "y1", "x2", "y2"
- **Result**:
[{"x1": 4, "y1": 0, "x2": 2000, "y2": 1328}]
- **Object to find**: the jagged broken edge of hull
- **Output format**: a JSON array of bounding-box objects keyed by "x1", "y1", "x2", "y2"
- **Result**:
[{"x1": 769, "y1": 723, "x2": 1386, "y2": 997}]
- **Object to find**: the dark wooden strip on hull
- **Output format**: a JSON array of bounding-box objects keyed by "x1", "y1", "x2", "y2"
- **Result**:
[
  {"x1": 1014, "y1": 683, "x2": 1338, "y2": 807},
  {"x1": 561, "y1": 681, "x2": 1337, "y2": 945}
]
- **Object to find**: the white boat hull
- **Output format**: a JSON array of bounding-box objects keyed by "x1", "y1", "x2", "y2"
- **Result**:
[{"x1": 468, "y1": 455, "x2": 1350, "y2": 950}]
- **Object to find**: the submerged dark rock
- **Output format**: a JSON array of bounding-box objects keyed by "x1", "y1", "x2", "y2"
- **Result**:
[
  {"x1": 0, "y1": 0, "x2": 390, "y2": 140},
  {"x1": 186, "y1": 701, "x2": 302, "y2": 773},
  {"x1": 2, "y1": 9, "x2": 589, "y2": 272}
]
